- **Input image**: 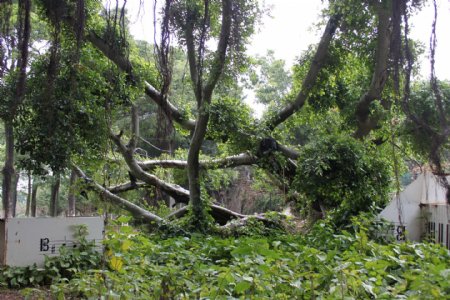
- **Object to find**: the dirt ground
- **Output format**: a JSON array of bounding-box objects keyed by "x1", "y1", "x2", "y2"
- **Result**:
[
  {"x1": 0, "y1": 289, "x2": 51, "y2": 300},
  {"x1": 0, "y1": 289, "x2": 24, "y2": 300}
]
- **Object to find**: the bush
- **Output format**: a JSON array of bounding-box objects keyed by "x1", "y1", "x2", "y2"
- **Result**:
[
  {"x1": 48, "y1": 217, "x2": 450, "y2": 299},
  {"x1": 293, "y1": 134, "x2": 390, "y2": 225}
]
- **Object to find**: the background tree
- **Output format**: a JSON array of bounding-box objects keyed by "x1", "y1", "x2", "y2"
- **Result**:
[
  {"x1": 0, "y1": 0, "x2": 31, "y2": 218},
  {"x1": 250, "y1": 50, "x2": 292, "y2": 107}
]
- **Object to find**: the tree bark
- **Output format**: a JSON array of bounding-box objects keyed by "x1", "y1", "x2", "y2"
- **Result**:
[
  {"x1": 31, "y1": 182, "x2": 38, "y2": 217},
  {"x1": 353, "y1": 2, "x2": 391, "y2": 138},
  {"x1": 140, "y1": 153, "x2": 257, "y2": 171},
  {"x1": 187, "y1": 0, "x2": 232, "y2": 228},
  {"x1": 74, "y1": 165, "x2": 262, "y2": 226},
  {"x1": 40, "y1": 0, "x2": 197, "y2": 132},
  {"x1": 110, "y1": 131, "x2": 190, "y2": 203},
  {"x1": 49, "y1": 174, "x2": 60, "y2": 217},
  {"x1": 67, "y1": 168, "x2": 78, "y2": 216},
  {"x1": 1, "y1": 0, "x2": 31, "y2": 219},
  {"x1": 146, "y1": 83, "x2": 196, "y2": 130},
  {"x1": 73, "y1": 165, "x2": 164, "y2": 223},
  {"x1": 26, "y1": 172, "x2": 31, "y2": 216},
  {"x1": 11, "y1": 171, "x2": 20, "y2": 217},
  {"x1": 109, "y1": 182, "x2": 147, "y2": 194},
  {"x1": 167, "y1": 204, "x2": 246, "y2": 226},
  {"x1": 2, "y1": 122, "x2": 16, "y2": 218},
  {"x1": 86, "y1": 30, "x2": 196, "y2": 131}
]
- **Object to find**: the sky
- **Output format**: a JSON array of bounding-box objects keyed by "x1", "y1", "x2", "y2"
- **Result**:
[{"x1": 125, "y1": 0, "x2": 450, "y2": 81}]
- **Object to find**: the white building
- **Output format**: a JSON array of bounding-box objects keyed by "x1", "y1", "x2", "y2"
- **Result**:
[{"x1": 379, "y1": 172, "x2": 450, "y2": 248}]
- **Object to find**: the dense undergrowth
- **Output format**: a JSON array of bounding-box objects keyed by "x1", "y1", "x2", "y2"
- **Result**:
[{"x1": 3, "y1": 215, "x2": 450, "y2": 299}]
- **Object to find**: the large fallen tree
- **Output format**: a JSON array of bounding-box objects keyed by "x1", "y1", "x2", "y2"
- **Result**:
[
  {"x1": 72, "y1": 1, "x2": 409, "y2": 223},
  {"x1": 6, "y1": 0, "x2": 447, "y2": 227}
]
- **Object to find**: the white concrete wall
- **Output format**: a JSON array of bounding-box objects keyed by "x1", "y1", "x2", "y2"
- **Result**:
[
  {"x1": 379, "y1": 172, "x2": 450, "y2": 242},
  {"x1": 380, "y1": 173, "x2": 425, "y2": 241},
  {"x1": 0, "y1": 217, "x2": 104, "y2": 267}
]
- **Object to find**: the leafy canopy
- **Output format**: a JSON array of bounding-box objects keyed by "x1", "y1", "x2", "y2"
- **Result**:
[{"x1": 293, "y1": 134, "x2": 390, "y2": 225}]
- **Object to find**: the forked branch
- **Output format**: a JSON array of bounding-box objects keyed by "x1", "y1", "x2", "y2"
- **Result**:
[{"x1": 109, "y1": 130, "x2": 190, "y2": 203}]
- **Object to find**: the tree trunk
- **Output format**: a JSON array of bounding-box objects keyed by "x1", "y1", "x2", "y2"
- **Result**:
[
  {"x1": 26, "y1": 172, "x2": 31, "y2": 216},
  {"x1": 67, "y1": 168, "x2": 77, "y2": 216},
  {"x1": 187, "y1": 111, "x2": 210, "y2": 227},
  {"x1": 185, "y1": 0, "x2": 232, "y2": 230},
  {"x1": 11, "y1": 171, "x2": 20, "y2": 217},
  {"x1": 353, "y1": 2, "x2": 391, "y2": 138},
  {"x1": 2, "y1": 121, "x2": 16, "y2": 218},
  {"x1": 31, "y1": 182, "x2": 38, "y2": 217},
  {"x1": 49, "y1": 174, "x2": 60, "y2": 217},
  {"x1": 1, "y1": 0, "x2": 31, "y2": 219}
]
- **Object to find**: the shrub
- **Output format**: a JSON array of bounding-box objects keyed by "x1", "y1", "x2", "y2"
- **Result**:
[
  {"x1": 293, "y1": 134, "x2": 390, "y2": 226},
  {"x1": 48, "y1": 217, "x2": 450, "y2": 299}
]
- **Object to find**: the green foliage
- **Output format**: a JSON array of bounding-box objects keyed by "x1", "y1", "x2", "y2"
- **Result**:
[
  {"x1": 207, "y1": 96, "x2": 255, "y2": 152},
  {"x1": 44, "y1": 225, "x2": 101, "y2": 281},
  {"x1": 293, "y1": 134, "x2": 390, "y2": 225},
  {"x1": 250, "y1": 50, "x2": 292, "y2": 106},
  {"x1": 15, "y1": 42, "x2": 129, "y2": 174},
  {"x1": 289, "y1": 42, "x2": 371, "y2": 124},
  {"x1": 45, "y1": 217, "x2": 450, "y2": 299},
  {"x1": 183, "y1": 187, "x2": 216, "y2": 233},
  {"x1": 168, "y1": 0, "x2": 262, "y2": 82},
  {"x1": 327, "y1": 0, "x2": 377, "y2": 56},
  {"x1": 218, "y1": 212, "x2": 292, "y2": 237},
  {"x1": 402, "y1": 80, "x2": 450, "y2": 161}
]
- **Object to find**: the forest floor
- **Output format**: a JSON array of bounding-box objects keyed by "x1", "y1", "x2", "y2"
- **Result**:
[
  {"x1": 0, "y1": 288, "x2": 51, "y2": 299},
  {"x1": 0, "y1": 289, "x2": 24, "y2": 299}
]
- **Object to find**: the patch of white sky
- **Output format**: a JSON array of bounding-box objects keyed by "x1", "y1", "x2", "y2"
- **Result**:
[{"x1": 123, "y1": 0, "x2": 450, "y2": 117}]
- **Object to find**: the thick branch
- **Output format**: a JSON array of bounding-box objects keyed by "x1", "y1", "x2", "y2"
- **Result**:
[
  {"x1": 353, "y1": 3, "x2": 391, "y2": 138},
  {"x1": 110, "y1": 131, "x2": 190, "y2": 203},
  {"x1": 139, "y1": 152, "x2": 257, "y2": 170},
  {"x1": 203, "y1": 0, "x2": 232, "y2": 101},
  {"x1": 128, "y1": 104, "x2": 139, "y2": 150},
  {"x1": 73, "y1": 165, "x2": 164, "y2": 223},
  {"x1": 86, "y1": 31, "x2": 134, "y2": 77},
  {"x1": 86, "y1": 31, "x2": 196, "y2": 131},
  {"x1": 138, "y1": 144, "x2": 299, "y2": 171},
  {"x1": 108, "y1": 181, "x2": 147, "y2": 194},
  {"x1": 167, "y1": 204, "x2": 245, "y2": 219},
  {"x1": 10, "y1": 0, "x2": 31, "y2": 116},
  {"x1": 277, "y1": 144, "x2": 300, "y2": 160},
  {"x1": 43, "y1": 1, "x2": 195, "y2": 131},
  {"x1": 185, "y1": 21, "x2": 201, "y2": 102},
  {"x1": 144, "y1": 82, "x2": 196, "y2": 130},
  {"x1": 266, "y1": 14, "x2": 340, "y2": 130}
]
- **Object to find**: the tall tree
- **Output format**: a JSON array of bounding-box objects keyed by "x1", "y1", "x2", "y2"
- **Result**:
[{"x1": 0, "y1": 0, "x2": 31, "y2": 218}]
